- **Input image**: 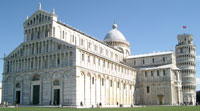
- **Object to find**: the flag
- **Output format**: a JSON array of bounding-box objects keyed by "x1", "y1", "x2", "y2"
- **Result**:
[{"x1": 183, "y1": 26, "x2": 187, "y2": 29}]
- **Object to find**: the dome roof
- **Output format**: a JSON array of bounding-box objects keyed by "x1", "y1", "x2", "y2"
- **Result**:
[{"x1": 104, "y1": 24, "x2": 127, "y2": 42}]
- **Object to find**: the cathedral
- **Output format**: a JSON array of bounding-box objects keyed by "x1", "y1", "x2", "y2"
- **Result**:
[{"x1": 2, "y1": 4, "x2": 196, "y2": 107}]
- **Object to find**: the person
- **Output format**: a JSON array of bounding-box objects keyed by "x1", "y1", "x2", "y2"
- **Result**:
[
  {"x1": 99, "y1": 102, "x2": 102, "y2": 107},
  {"x1": 5, "y1": 102, "x2": 8, "y2": 108},
  {"x1": 80, "y1": 101, "x2": 83, "y2": 106},
  {"x1": 99, "y1": 102, "x2": 101, "y2": 107}
]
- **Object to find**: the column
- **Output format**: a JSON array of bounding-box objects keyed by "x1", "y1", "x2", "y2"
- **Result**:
[
  {"x1": 24, "y1": 32, "x2": 26, "y2": 42},
  {"x1": 8, "y1": 61, "x2": 11, "y2": 73},
  {"x1": 49, "y1": 24, "x2": 52, "y2": 37},
  {"x1": 41, "y1": 41, "x2": 44, "y2": 53},
  {"x1": 48, "y1": 40, "x2": 51, "y2": 52},
  {"x1": 95, "y1": 77, "x2": 97, "y2": 105},
  {"x1": 47, "y1": 55, "x2": 50, "y2": 68},
  {"x1": 25, "y1": 45, "x2": 27, "y2": 56},
  {"x1": 105, "y1": 78, "x2": 107, "y2": 105},
  {"x1": 84, "y1": 74, "x2": 86, "y2": 105},
  {"x1": 68, "y1": 52, "x2": 70, "y2": 66},
  {"x1": 18, "y1": 60, "x2": 20, "y2": 72},
  {"x1": 41, "y1": 56, "x2": 43, "y2": 69},
  {"x1": 35, "y1": 28, "x2": 37, "y2": 40},
  {"x1": 22, "y1": 59, "x2": 25, "y2": 72},
  {"x1": 44, "y1": 56, "x2": 46, "y2": 68},
  {"x1": 11, "y1": 61, "x2": 13, "y2": 73},
  {"x1": 33, "y1": 57, "x2": 35, "y2": 70},
  {"x1": 52, "y1": 41, "x2": 54, "y2": 52},
  {"x1": 28, "y1": 58, "x2": 31, "y2": 71},
  {"x1": 25, "y1": 59, "x2": 27, "y2": 71},
  {"x1": 61, "y1": 53, "x2": 63, "y2": 67},
  {"x1": 47, "y1": 25, "x2": 50, "y2": 37},
  {"x1": 100, "y1": 77, "x2": 102, "y2": 103},
  {"x1": 21, "y1": 59, "x2": 23, "y2": 72},
  {"x1": 59, "y1": 53, "x2": 62, "y2": 67},
  {"x1": 55, "y1": 54, "x2": 58, "y2": 67},
  {"x1": 15, "y1": 60, "x2": 18, "y2": 72},
  {"x1": 42, "y1": 41, "x2": 45, "y2": 53},
  {"x1": 66, "y1": 52, "x2": 68, "y2": 66},
  {"x1": 34, "y1": 43, "x2": 37, "y2": 54},
  {"x1": 37, "y1": 57, "x2": 39, "y2": 69},
  {"x1": 28, "y1": 44, "x2": 30, "y2": 55}
]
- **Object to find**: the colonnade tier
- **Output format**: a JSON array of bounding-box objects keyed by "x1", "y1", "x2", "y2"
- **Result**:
[
  {"x1": 5, "y1": 51, "x2": 73, "y2": 74},
  {"x1": 8, "y1": 38, "x2": 74, "y2": 59},
  {"x1": 24, "y1": 24, "x2": 52, "y2": 41},
  {"x1": 176, "y1": 61, "x2": 196, "y2": 66},
  {"x1": 176, "y1": 54, "x2": 196, "y2": 58}
]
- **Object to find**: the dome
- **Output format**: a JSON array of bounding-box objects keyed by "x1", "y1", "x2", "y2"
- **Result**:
[{"x1": 104, "y1": 24, "x2": 127, "y2": 42}]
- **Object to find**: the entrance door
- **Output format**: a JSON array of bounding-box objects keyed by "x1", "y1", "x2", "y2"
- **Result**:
[
  {"x1": 158, "y1": 95, "x2": 163, "y2": 105},
  {"x1": 54, "y1": 89, "x2": 60, "y2": 105},
  {"x1": 33, "y1": 85, "x2": 40, "y2": 105},
  {"x1": 16, "y1": 91, "x2": 20, "y2": 104}
]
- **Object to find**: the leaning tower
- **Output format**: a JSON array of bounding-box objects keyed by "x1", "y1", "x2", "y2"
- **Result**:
[{"x1": 175, "y1": 34, "x2": 196, "y2": 105}]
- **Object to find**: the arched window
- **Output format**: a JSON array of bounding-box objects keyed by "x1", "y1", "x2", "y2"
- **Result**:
[
  {"x1": 147, "y1": 86, "x2": 150, "y2": 93},
  {"x1": 33, "y1": 18, "x2": 35, "y2": 24},
  {"x1": 88, "y1": 56, "x2": 90, "y2": 63},
  {"x1": 102, "y1": 78, "x2": 104, "y2": 86},
  {"x1": 151, "y1": 71, "x2": 153, "y2": 76},
  {"x1": 32, "y1": 74, "x2": 40, "y2": 81},
  {"x1": 117, "y1": 82, "x2": 120, "y2": 88},
  {"x1": 53, "y1": 80, "x2": 60, "y2": 86},
  {"x1": 39, "y1": 14, "x2": 41, "y2": 23},
  {"x1": 145, "y1": 71, "x2": 147, "y2": 77},
  {"x1": 92, "y1": 77, "x2": 94, "y2": 84},
  {"x1": 82, "y1": 54, "x2": 84, "y2": 61},
  {"x1": 57, "y1": 57, "x2": 60, "y2": 65},
  {"x1": 58, "y1": 44, "x2": 61, "y2": 50},
  {"x1": 163, "y1": 70, "x2": 165, "y2": 76},
  {"x1": 163, "y1": 57, "x2": 165, "y2": 62},
  {"x1": 157, "y1": 70, "x2": 160, "y2": 76},
  {"x1": 16, "y1": 83, "x2": 21, "y2": 88}
]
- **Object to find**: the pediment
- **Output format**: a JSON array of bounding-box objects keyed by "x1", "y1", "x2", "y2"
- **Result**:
[{"x1": 23, "y1": 10, "x2": 53, "y2": 27}]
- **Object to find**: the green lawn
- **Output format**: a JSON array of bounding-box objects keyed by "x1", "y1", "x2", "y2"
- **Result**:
[{"x1": 0, "y1": 106, "x2": 199, "y2": 111}]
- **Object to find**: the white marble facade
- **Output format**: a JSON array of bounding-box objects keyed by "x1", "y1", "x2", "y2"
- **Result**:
[
  {"x1": 176, "y1": 34, "x2": 196, "y2": 105},
  {"x1": 2, "y1": 4, "x2": 136, "y2": 107},
  {"x1": 2, "y1": 4, "x2": 196, "y2": 107},
  {"x1": 126, "y1": 51, "x2": 183, "y2": 105}
]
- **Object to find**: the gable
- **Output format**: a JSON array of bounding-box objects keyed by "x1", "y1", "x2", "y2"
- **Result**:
[{"x1": 23, "y1": 10, "x2": 53, "y2": 28}]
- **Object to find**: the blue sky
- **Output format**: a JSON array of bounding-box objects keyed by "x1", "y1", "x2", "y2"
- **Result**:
[{"x1": 0, "y1": 0, "x2": 199, "y2": 90}]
